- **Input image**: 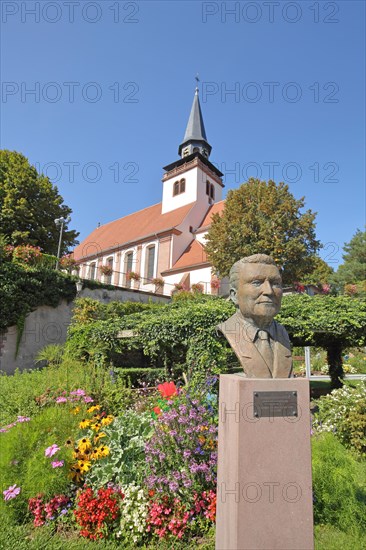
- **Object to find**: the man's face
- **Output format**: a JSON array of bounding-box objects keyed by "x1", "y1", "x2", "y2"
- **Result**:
[{"x1": 231, "y1": 263, "x2": 283, "y2": 327}]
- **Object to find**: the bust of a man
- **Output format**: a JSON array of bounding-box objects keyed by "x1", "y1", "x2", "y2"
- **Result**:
[{"x1": 217, "y1": 254, "x2": 293, "y2": 378}]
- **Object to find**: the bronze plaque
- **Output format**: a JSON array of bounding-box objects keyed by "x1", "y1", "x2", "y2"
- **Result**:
[{"x1": 253, "y1": 391, "x2": 298, "y2": 418}]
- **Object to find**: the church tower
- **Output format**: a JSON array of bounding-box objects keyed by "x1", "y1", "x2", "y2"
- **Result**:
[{"x1": 161, "y1": 86, "x2": 223, "y2": 215}]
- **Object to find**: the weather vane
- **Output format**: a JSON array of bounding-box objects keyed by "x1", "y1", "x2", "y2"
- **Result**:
[{"x1": 195, "y1": 73, "x2": 200, "y2": 93}]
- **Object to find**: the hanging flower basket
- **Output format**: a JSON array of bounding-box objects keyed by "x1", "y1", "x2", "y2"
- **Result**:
[
  {"x1": 210, "y1": 277, "x2": 220, "y2": 290},
  {"x1": 100, "y1": 265, "x2": 113, "y2": 276},
  {"x1": 152, "y1": 277, "x2": 165, "y2": 288},
  {"x1": 127, "y1": 271, "x2": 140, "y2": 281}
]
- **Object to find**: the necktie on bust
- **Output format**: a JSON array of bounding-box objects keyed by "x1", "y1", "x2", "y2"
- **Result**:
[{"x1": 256, "y1": 330, "x2": 274, "y2": 375}]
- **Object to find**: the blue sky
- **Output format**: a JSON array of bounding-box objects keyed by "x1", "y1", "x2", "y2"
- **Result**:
[{"x1": 1, "y1": 0, "x2": 365, "y2": 267}]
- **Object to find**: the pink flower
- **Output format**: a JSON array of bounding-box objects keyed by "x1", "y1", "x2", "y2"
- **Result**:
[
  {"x1": 17, "y1": 416, "x2": 30, "y2": 423},
  {"x1": 56, "y1": 397, "x2": 68, "y2": 404},
  {"x1": 3, "y1": 484, "x2": 21, "y2": 501},
  {"x1": 51, "y1": 460, "x2": 64, "y2": 468},
  {"x1": 45, "y1": 444, "x2": 60, "y2": 458},
  {"x1": 70, "y1": 389, "x2": 85, "y2": 396},
  {"x1": 83, "y1": 396, "x2": 93, "y2": 403}
]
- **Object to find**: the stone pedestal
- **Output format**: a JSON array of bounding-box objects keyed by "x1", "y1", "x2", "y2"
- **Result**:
[{"x1": 216, "y1": 375, "x2": 314, "y2": 550}]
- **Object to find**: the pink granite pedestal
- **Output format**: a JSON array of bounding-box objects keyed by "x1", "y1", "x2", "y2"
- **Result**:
[{"x1": 215, "y1": 375, "x2": 314, "y2": 550}]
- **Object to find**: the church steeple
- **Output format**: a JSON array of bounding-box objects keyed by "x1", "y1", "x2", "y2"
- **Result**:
[{"x1": 178, "y1": 87, "x2": 212, "y2": 159}]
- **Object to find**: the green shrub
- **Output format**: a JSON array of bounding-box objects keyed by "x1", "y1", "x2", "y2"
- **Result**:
[
  {"x1": 313, "y1": 381, "x2": 366, "y2": 455},
  {"x1": 0, "y1": 262, "x2": 76, "y2": 330},
  {"x1": 84, "y1": 410, "x2": 152, "y2": 490},
  {"x1": 114, "y1": 367, "x2": 167, "y2": 388},
  {"x1": 312, "y1": 432, "x2": 366, "y2": 534}
]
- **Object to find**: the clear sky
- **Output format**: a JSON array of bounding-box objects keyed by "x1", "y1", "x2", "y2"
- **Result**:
[{"x1": 1, "y1": 0, "x2": 365, "y2": 268}]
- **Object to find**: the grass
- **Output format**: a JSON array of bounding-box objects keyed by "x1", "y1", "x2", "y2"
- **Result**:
[{"x1": 1, "y1": 522, "x2": 365, "y2": 549}]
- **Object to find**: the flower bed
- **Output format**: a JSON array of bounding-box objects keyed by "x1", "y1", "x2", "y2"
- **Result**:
[{"x1": 1, "y1": 357, "x2": 365, "y2": 546}]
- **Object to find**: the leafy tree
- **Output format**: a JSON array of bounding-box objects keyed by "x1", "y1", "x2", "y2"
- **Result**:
[
  {"x1": 277, "y1": 294, "x2": 365, "y2": 388},
  {"x1": 0, "y1": 150, "x2": 79, "y2": 254},
  {"x1": 333, "y1": 229, "x2": 366, "y2": 290},
  {"x1": 300, "y1": 256, "x2": 334, "y2": 285},
  {"x1": 204, "y1": 178, "x2": 321, "y2": 284}
]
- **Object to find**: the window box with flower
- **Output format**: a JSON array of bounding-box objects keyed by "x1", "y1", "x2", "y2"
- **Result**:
[
  {"x1": 100, "y1": 265, "x2": 113, "y2": 277},
  {"x1": 126, "y1": 271, "x2": 140, "y2": 281}
]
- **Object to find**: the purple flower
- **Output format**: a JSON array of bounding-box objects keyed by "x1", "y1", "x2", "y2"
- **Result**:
[
  {"x1": 3, "y1": 484, "x2": 21, "y2": 501},
  {"x1": 45, "y1": 444, "x2": 60, "y2": 457},
  {"x1": 51, "y1": 460, "x2": 64, "y2": 468},
  {"x1": 169, "y1": 481, "x2": 179, "y2": 492},
  {"x1": 56, "y1": 397, "x2": 67, "y2": 404},
  {"x1": 83, "y1": 396, "x2": 93, "y2": 403}
]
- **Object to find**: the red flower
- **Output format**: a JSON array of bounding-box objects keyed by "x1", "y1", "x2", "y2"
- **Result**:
[
  {"x1": 153, "y1": 406, "x2": 162, "y2": 416},
  {"x1": 158, "y1": 382, "x2": 177, "y2": 399}
]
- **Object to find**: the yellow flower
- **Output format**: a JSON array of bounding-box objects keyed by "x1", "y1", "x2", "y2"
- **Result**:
[
  {"x1": 78, "y1": 460, "x2": 91, "y2": 473},
  {"x1": 90, "y1": 423, "x2": 101, "y2": 432},
  {"x1": 78, "y1": 438, "x2": 92, "y2": 454},
  {"x1": 72, "y1": 448, "x2": 80, "y2": 460},
  {"x1": 69, "y1": 466, "x2": 83, "y2": 483},
  {"x1": 200, "y1": 425, "x2": 208, "y2": 431},
  {"x1": 93, "y1": 445, "x2": 110, "y2": 459},
  {"x1": 79, "y1": 419, "x2": 91, "y2": 429},
  {"x1": 93, "y1": 432, "x2": 106, "y2": 444},
  {"x1": 87, "y1": 405, "x2": 101, "y2": 413},
  {"x1": 198, "y1": 435, "x2": 206, "y2": 445},
  {"x1": 101, "y1": 415, "x2": 114, "y2": 426},
  {"x1": 71, "y1": 406, "x2": 80, "y2": 415}
]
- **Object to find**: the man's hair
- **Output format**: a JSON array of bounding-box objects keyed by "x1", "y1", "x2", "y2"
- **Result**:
[{"x1": 230, "y1": 254, "x2": 280, "y2": 291}]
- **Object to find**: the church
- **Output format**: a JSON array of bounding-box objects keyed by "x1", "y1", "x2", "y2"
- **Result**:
[{"x1": 73, "y1": 87, "x2": 226, "y2": 296}]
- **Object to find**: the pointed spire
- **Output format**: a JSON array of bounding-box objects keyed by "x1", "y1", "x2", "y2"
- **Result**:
[{"x1": 178, "y1": 85, "x2": 212, "y2": 159}]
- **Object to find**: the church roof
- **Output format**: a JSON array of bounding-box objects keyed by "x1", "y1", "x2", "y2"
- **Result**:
[
  {"x1": 73, "y1": 202, "x2": 195, "y2": 261},
  {"x1": 178, "y1": 88, "x2": 212, "y2": 157},
  {"x1": 182, "y1": 88, "x2": 207, "y2": 143},
  {"x1": 162, "y1": 240, "x2": 209, "y2": 274}
]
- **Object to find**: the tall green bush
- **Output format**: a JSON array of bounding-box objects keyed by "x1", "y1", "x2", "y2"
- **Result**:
[{"x1": 312, "y1": 433, "x2": 366, "y2": 535}]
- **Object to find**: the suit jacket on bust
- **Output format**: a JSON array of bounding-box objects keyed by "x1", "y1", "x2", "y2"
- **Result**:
[{"x1": 217, "y1": 311, "x2": 293, "y2": 378}]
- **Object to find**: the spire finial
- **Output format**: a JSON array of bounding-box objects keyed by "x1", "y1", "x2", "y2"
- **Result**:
[{"x1": 195, "y1": 73, "x2": 200, "y2": 94}]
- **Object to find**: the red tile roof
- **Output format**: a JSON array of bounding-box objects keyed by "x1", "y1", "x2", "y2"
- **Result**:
[
  {"x1": 197, "y1": 200, "x2": 225, "y2": 230},
  {"x1": 163, "y1": 240, "x2": 209, "y2": 274},
  {"x1": 73, "y1": 202, "x2": 195, "y2": 260}
]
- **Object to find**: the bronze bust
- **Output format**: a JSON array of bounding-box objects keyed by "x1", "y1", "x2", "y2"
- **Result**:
[{"x1": 217, "y1": 254, "x2": 293, "y2": 378}]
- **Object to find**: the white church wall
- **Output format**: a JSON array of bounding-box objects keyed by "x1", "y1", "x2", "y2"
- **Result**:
[{"x1": 161, "y1": 166, "x2": 198, "y2": 214}]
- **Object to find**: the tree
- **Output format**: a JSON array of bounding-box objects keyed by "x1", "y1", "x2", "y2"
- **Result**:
[
  {"x1": 0, "y1": 150, "x2": 79, "y2": 254},
  {"x1": 300, "y1": 256, "x2": 334, "y2": 286},
  {"x1": 332, "y1": 229, "x2": 366, "y2": 291},
  {"x1": 277, "y1": 294, "x2": 365, "y2": 388},
  {"x1": 204, "y1": 179, "x2": 321, "y2": 284}
]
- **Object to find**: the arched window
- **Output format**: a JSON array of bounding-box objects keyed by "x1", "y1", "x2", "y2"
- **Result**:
[
  {"x1": 124, "y1": 251, "x2": 134, "y2": 287},
  {"x1": 173, "y1": 181, "x2": 179, "y2": 196},
  {"x1": 180, "y1": 178, "x2": 186, "y2": 193},
  {"x1": 89, "y1": 262, "x2": 96, "y2": 280},
  {"x1": 193, "y1": 147, "x2": 199, "y2": 153},
  {"x1": 210, "y1": 184, "x2": 215, "y2": 200},
  {"x1": 146, "y1": 245, "x2": 155, "y2": 280},
  {"x1": 206, "y1": 180, "x2": 210, "y2": 195}
]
